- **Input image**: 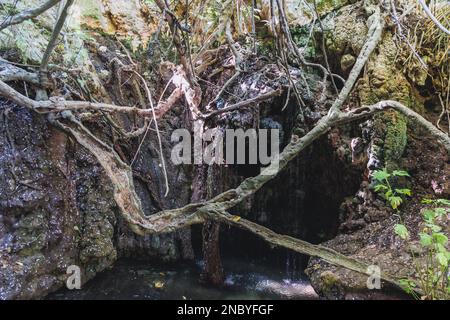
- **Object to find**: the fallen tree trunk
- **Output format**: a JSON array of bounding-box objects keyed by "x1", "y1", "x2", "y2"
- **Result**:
[{"x1": 209, "y1": 209, "x2": 405, "y2": 291}]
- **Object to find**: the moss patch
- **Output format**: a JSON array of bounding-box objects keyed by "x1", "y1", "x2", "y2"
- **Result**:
[
  {"x1": 315, "y1": 0, "x2": 354, "y2": 16},
  {"x1": 374, "y1": 112, "x2": 408, "y2": 170},
  {"x1": 356, "y1": 34, "x2": 424, "y2": 169}
]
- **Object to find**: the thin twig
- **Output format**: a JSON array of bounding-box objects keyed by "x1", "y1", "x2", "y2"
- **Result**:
[{"x1": 0, "y1": 0, "x2": 63, "y2": 31}]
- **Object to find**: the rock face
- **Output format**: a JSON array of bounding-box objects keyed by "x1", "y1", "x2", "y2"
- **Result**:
[
  {"x1": 0, "y1": 106, "x2": 81, "y2": 299},
  {"x1": 95, "y1": 0, "x2": 153, "y2": 51},
  {"x1": 304, "y1": 1, "x2": 450, "y2": 299},
  {"x1": 0, "y1": 102, "x2": 193, "y2": 299},
  {"x1": 0, "y1": 0, "x2": 195, "y2": 299}
]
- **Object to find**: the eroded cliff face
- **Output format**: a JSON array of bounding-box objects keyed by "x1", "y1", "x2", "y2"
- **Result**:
[
  {"x1": 0, "y1": 106, "x2": 80, "y2": 299},
  {"x1": 304, "y1": 1, "x2": 450, "y2": 299},
  {"x1": 0, "y1": 0, "x2": 192, "y2": 299},
  {"x1": 0, "y1": 99, "x2": 196, "y2": 299}
]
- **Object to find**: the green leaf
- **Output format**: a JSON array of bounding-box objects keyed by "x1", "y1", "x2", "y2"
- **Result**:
[
  {"x1": 392, "y1": 170, "x2": 410, "y2": 177},
  {"x1": 390, "y1": 196, "x2": 403, "y2": 209},
  {"x1": 426, "y1": 223, "x2": 442, "y2": 232},
  {"x1": 421, "y1": 198, "x2": 434, "y2": 205},
  {"x1": 423, "y1": 209, "x2": 436, "y2": 222},
  {"x1": 436, "y1": 252, "x2": 449, "y2": 267},
  {"x1": 434, "y1": 208, "x2": 446, "y2": 217},
  {"x1": 395, "y1": 224, "x2": 409, "y2": 240},
  {"x1": 433, "y1": 233, "x2": 448, "y2": 246},
  {"x1": 435, "y1": 243, "x2": 447, "y2": 254},
  {"x1": 419, "y1": 233, "x2": 432, "y2": 247},
  {"x1": 374, "y1": 184, "x2": 388, "y2": 192},
  {"x1": 395, "y1": 188, "x2": 412, "y2": 196},
  {"x1": 399, "y1": 279, "x2": 416, "y2": 294},
  {"x1": 373, "y1": 169, "x2": 390, "y2": 182},
  {"x1": 436, "y1": 199, "x2": 450, "y2": 207}
]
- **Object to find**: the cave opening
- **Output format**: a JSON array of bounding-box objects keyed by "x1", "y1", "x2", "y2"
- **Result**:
[{"x1": 191, "y1": 97, "x2": 364, "y2": 279}]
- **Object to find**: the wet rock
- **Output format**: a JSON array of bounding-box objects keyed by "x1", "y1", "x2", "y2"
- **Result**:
[
  {"x1": 340, "y1": 54, "x2": 356, "y2": 73},
  {"x1": 0, "y1": 106, "x2": 80, "y2": 299},
  {"x1": 0, "y1": 101, "x2": 190, "y2": 299},
  {"x1": 307, "y1": 128, "x2": 449, "y2": 299},
  {"x1": 256, "y1": 279, "x2": 319, "y2": 300}
]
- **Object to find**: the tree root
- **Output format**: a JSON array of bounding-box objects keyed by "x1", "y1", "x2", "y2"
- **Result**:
[
  {"x1": 338, "y1": 100, "x2": 450, "y2": 153},
  {"x1": 418, "y1": 0, "x2": 450, "y2": 35},
  {"x1": 0, "y1": 61, "x2": 40, "y2": 84},
  {"x1": 204, "y1": 87, "x2": 284, "y2": 119},
  {"x1": 0, "y1": 0, "x2": 63, "y2": 32},
  {"x1": 0, "y1": 76, "x2": 181, "y2": 117}
]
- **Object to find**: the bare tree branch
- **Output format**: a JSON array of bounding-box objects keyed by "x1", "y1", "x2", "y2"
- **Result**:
[
  {"x1": 0, "y1": 78, "x2": 181, "y2": 117},
  {"x1": 337, "y1": 100, "x2": 450, "y2": 153},
  {"x1": 39, "y1": 0, "x2": 74, "y2": 75},
  {"x1": 0, "y1": 61, "x2": 39, "y2": 84},
  {"x1": 204, "y1": 88, "x2": 284, "y2": 119},
  {"x1": 327, "y1": 5, "x2": 385, "y2": 117},
  {"x1": 0, "y1": 0, "x2": 63, "y2": 31},
  {"x1": 417, "y1": 0, "x2": 450, "y2": 35}
]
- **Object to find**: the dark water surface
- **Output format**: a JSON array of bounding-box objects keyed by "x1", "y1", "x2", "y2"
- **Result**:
[{"x1": 47, "y1": 258, "x2": 318, "y2": 300}]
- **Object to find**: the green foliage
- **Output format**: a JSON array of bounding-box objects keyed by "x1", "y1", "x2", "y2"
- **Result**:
[
  {"x1": 399, "y1": 279, "x2": 417, "y2": 295},
  {"x1": 395, "y1": 199, "x2": 450, "y2": 300},
  {"x1": 394, "y1": 224, "x2": 410, "y2": 240},
  {"x1": 0, "y1": 19, "x2": 49, "y2": 63},
  {"x1": 291, "y1": 25, "x2": 315, "y2": 59},
  {"x1": 373, "y1": 168, "x2": 411, "y2": 210}
]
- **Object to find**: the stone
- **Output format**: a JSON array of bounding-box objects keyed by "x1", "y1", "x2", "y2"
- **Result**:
[{"x1": 340, "y1": 54, "x2": 356, "y2": 73}]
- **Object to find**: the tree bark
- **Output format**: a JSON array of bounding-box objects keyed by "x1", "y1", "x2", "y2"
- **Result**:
[{"x1": 201, "y1": 220, "x2": 224, "y2": 286}]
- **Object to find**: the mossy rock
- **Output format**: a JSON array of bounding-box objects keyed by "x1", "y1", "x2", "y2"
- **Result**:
[
  {"x1": 322, "y1": 3, "x2": 368, "y2": 57},
  {"x1": 291, "y1": 25, "x2": 316, "y2": 59},
  {"x1": 373, "y1": 112, "x2": 408, "y2": 170},
  {"x1": 315, "y1": 0, "x2": 355, "y2": 16},
  {"x1": 313, "y1": 270, "x2": 348, "y2": 299},
  {"x1": 15, "y1": 211, "x2": 48, "y2": 256},
  {"x1": 356, "y1": 34, "x2": 426, "y2": 169}
]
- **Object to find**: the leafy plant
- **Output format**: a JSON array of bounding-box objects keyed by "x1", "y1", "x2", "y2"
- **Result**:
[
  {"x1": 394, "y1": 224, "x2": 410, "y2": 240},
  {"x1": 373, "y1": 168, "x2": 412, "y2": 210},
  {"x1": 291, "y1": 25, "x2": 316, "y2": 59},
  {"x1": 395, "y1": 199, "x2": 450, "y2": 300}
]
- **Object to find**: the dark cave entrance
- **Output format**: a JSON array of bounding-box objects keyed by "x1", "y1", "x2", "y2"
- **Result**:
[{"x1": 191, "y1": 123, "x2": 364, "y2": 278}]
